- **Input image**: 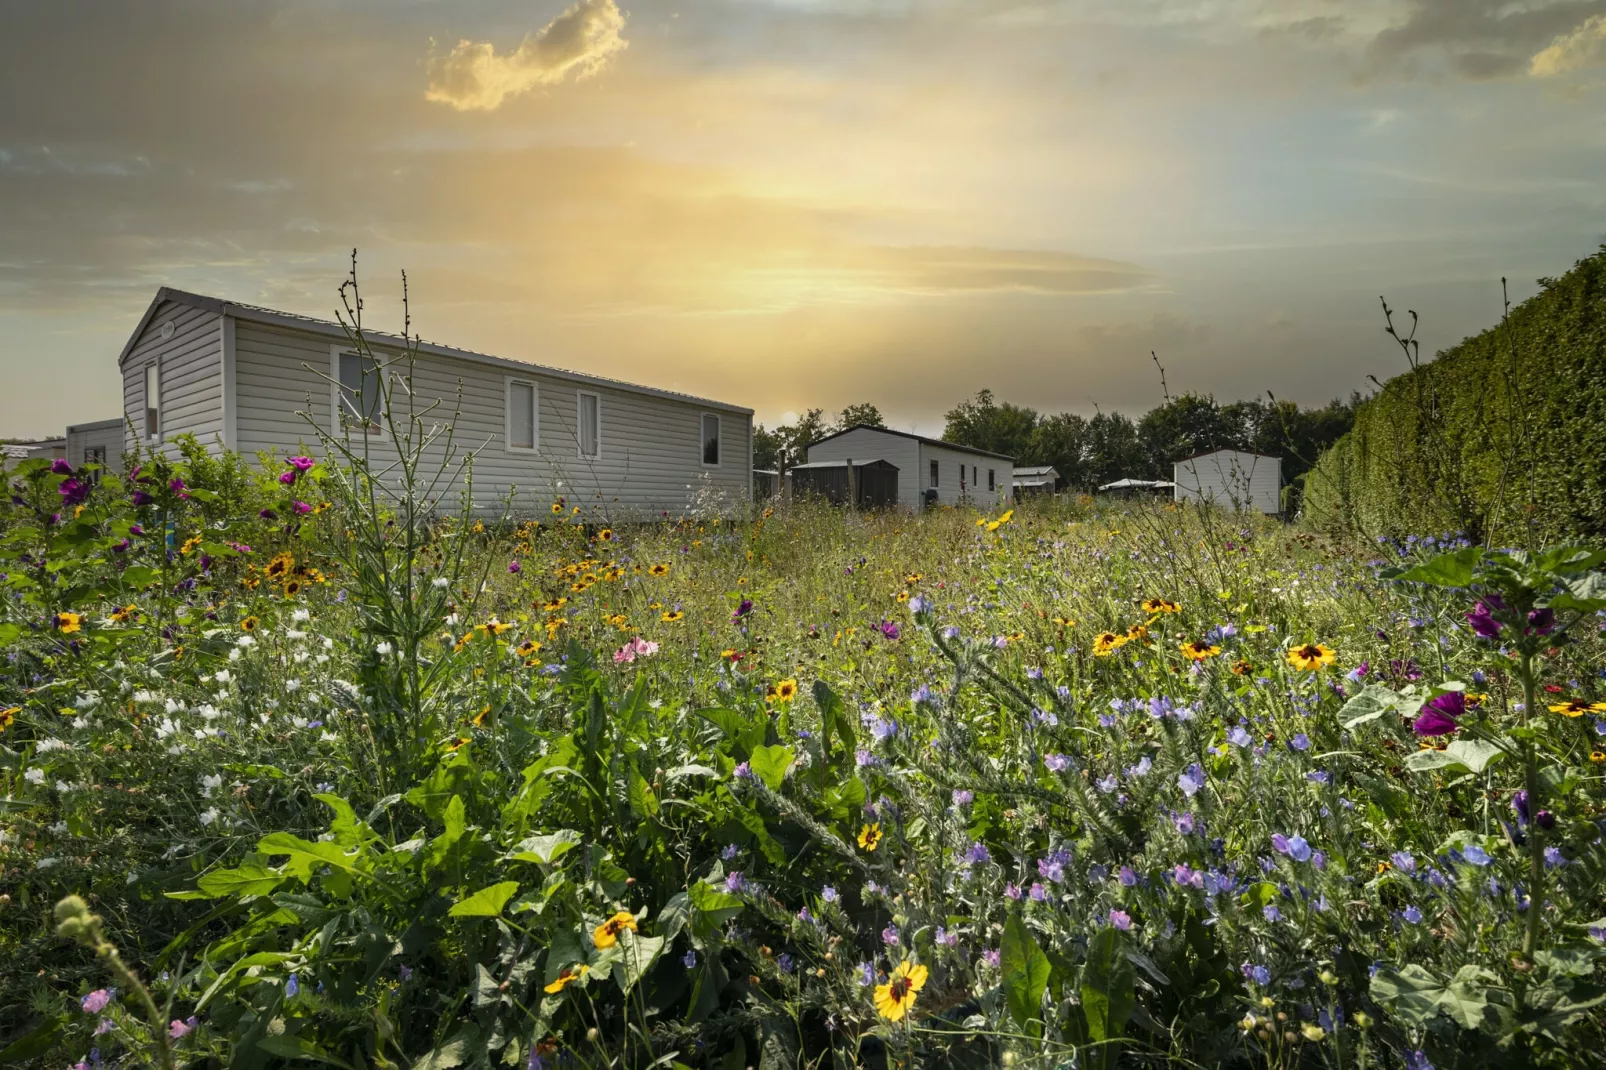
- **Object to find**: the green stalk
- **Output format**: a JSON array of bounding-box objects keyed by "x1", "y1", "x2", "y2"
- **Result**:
[{"x1": 1520, "y1": 651, "x2": 1543, "y2": 965}]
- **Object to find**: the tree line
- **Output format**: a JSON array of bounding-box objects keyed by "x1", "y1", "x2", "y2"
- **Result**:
[{"x1": 755, "y1": 391, "x2": 1360, "y2": 497}]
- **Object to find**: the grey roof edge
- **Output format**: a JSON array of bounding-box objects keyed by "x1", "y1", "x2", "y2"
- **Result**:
[
  {"x1": 807, "y1": 424, "x2": 1016, "y2": 462},
  {"x1": 1175, "y1": 449, "x2": 1280, "y2": 463},
  {"x1": 67, "y1": 418, "x2": 125, "y2": 433},
  {"x1": 119, "y1": 288, "x2": 754, "y2": 416}
]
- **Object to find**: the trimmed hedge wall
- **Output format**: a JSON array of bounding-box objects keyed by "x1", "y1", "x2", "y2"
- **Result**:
[{"x1": 1303, "y1": 246, "x2": 1606, "y2": 544}]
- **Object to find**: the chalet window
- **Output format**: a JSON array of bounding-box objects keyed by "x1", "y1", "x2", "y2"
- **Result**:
[
  {"x1": 578, "y1": 391, "x2": 601, "y2": 459},
  {"x1": 85, "y1": 446, "x2": 106, "y2": 485},
  {"x1": 506, "y1": 378, "x2": 537, "y2": 452},
  {"x1": 338, "y1": 352, "x2": 382, "y2": 430},
  {"x1": 988, "y1": 468, "x2": 996, "y2": 491},
  {"x1": 144, "y1": 363, "x2": 161, "y2": 439},
  {"x1": 702, "y1": 414, "x2": 721, "y2": 466},
  {"x1": 929, "y1": 460, "x2": 939, "y2": 488}
]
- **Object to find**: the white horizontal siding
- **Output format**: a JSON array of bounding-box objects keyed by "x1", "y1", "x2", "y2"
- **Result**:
[
  {"x1": 1173, "y1": 451, "x2": 1281, "y2": 514},
  {"x1": 919, "y1": 443, "x2": 1010, "y2": 510},
  {"x1": 121, "y1": 300, "x2": 223, "y2": 457},
  {"x1": 67, "y1": 422, "x2": 126, "y2": 474},
  {"x1": 232, "y1": 321, "x2": 752, "y2": 518}
]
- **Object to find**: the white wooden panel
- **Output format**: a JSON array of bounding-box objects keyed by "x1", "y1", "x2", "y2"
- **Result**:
[{"x1": 120, "y1": 300, "x2": 223, "y2": 457}]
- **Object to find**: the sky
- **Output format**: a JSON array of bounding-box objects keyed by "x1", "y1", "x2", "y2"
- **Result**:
[{"x1": 3, "y1": 0, "x2": 1605, "y2": 439}]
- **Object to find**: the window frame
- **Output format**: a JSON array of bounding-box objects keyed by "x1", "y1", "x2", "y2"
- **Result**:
[
  {"x1": 701, "y1": 412, "x2": 722, "y2": 467},
  {"x1": 988, "y1": 468, "x2": 996, "y2": 491},
  {"x1": 504, "y1": 376, "x2": 539, "y2": 454},
  {"x1": 929, "y1": 459, "x2": 939, "y2": 489},
  {"x1": 329, "y1": 346, "x2": 383, "y2": 434},
  {"x1": 576, "y1": 390, "x2": 602, "y2": 460},
  {"x1": 143, "y1": 361, "x2": 161, "y2": 441}
]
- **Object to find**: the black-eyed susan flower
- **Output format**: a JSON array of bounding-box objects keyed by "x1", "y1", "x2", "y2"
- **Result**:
[
  {"x1": 1286, "y1": 643, "x2": 1336, "y2": 671},
  {"x1": 1053, "y1": 615, "x2": 1075, "y2": 627},
  {"x1": 593, "y1": 911, "x2": 638, "y2": 949},
  {"x1": 1180, "y1": 640, "x2": 1220, "y2": 661},
  {"x1": 1591, "y1": 750, "x2": 1606, "y2": 763},
  {"x1": 0, "y1": 706, "x2": 18, "y2": 733},
  {"x1": 517, "y1": 639, "x2": 541, "y2": 656},
  {"x1": 873, "y1": 960, "x2": 929, "y2": 1022},
  {"x1": 265, "y1": 552, "x2": 295, "y2": 579},
  {"x1": 661, "y1": 610, "x2": 684, "y2": 622},
  {"x1": 1549, "y1": 699, "x2": 1606, "y2": 717},
  {"x1": 550, "y1": 502, "x2": 564, "y2": 515},
  {"x1": 1125, "y1": 623, "x2": 1149, "y2": 642},
  {"x1": 773, "y1": 678, "x2": 798, "y2": 703},
  {"x1": 858, "y1": 823, "x2": 883, "y2": 852},
  {"x1": 53, "y1": 611, "x2": 82, "y2": 634},
  {"x1": 542, "y1": 598, "x2": 568, "y2": 612},
  {"x1": 109, "y1": 605, "x2": 138, "y2": 623},
  {"x1": 543, "y1": 964, "x2": 589, "y2": 994},
  {"x1": 471, "y1": 704, "x2": 492, "y2": 728},
  {"x1": 240, "y1": 616, "x2": 259, "y2": 632},
  {"x1": 1141, "y1": 598, "x2": 1181, "y2": 614},
  {"x1": 1093, "y1": 631, "x2": 1126, "y2": 656},
  {"x1": 1230, "y1": 659, "x2": 1254, "y2": 676},
  {"x1": 282, "y1": 579, "x2": 303, "y2": 597},
  {"x1": 649, "y1": 563, "x2": 670, "y2": 577}
]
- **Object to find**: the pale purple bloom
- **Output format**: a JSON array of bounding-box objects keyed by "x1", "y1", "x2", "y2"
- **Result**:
[
  {"x1": 81, "y1": 989, "x2": 111, "y2": 1014},
  {"x1": 881, "y1": 924, "x2": 900, "y2": 946},
  {"x1": 1109, "y1": 909, "x2": 1132, "y2": 931},
  {"x1": 1044, "y1": 753, "x2": 1070, "y2": 772},
  {"x1": 1178, "y1": 763, "x2": 1206, "y2": 797},
  {"x1": 1029, "y1": 882, "x2": 1047, "y2": 902},
  {"x1": 952, "y1": 789, "x2": 973, "y2": 806}
]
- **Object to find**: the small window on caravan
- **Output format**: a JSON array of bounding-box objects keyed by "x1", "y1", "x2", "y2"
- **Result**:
[
  {"x1": 144, "y1": 363, "x2": 161, "y2": 440},
  {"x1": 337, "y1": 352, "x2": 382, "y2": 431},
  {"x1": 702, "y1": 414, "x2": 721, "y2": 466},
  {"x1": 988, "y1": 468, "x2": 996, "y2": 491},
  {"x1": 929, "y1": 460, "x2": 939, "y2": 488},
  {"x1": 578, "y1": 391, "x2": 601, "y2": 459},
  {"x1": 506, "y1": 379, "x2": 537, "y2": 452}
]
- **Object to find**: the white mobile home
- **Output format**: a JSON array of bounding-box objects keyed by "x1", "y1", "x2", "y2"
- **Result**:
[
  {"x1": 116, "y1": 289, "x2": 753, "y2": 516},
  {"x1": 67, "y1": 419, "x2": 125, "y2": 476},
  {"x1": 805, "y1": 425, "x2": 1013, "y2": 511},
  {"x1": 1172, "y1": 450, "x2": 1281, "y2": 515},
  {"x1": 1013, "y1": 465, "x2": 1059, "y2": 496}
]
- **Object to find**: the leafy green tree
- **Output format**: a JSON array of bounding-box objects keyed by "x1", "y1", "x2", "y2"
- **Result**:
[
  {"x1": 1026, "y1": 412, "x2": 1091, "y2": 490},
  {"x1": 1084, "y1": 411, "x2": 1147, "y2": 486},
  {"x1": 943, "y1": 390, "x2": 1038, "y2": 459},
  {"x1": 835, "y1": 403, "x2": 885, "y2": 431}
]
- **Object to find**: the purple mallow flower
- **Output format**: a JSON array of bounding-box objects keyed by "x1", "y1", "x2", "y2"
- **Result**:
[{"x1": 1414, "y1": 691, "x2": 1464, "y2": 737}]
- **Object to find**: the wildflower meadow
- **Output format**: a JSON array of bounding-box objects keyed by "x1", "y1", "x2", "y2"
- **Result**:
[{"x1": 2, "y1": 366, "x2": 1605, "y2": 1070}]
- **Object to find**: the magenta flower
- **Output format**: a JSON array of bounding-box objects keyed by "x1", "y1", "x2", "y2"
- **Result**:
[
  {"x1": 290, "y1": 501, "x2": 312, "y2": 515},
  {"x1": 508, "y1": 560, "x2": 521, "y2": 574},
  {"x1": 80, "y1": 988, "x2": 111, "y2": 1014},
  {"x1": 128, "y1": 524, "x2": 144, "y2": 536},
  {"x1": 879, "y1": 620, "x2": 901, "y2": 640},
  {"x1": 258, "y1": 508, "x2": 277, "y2": 520},
  {"x1": 278, "y1": 470, "x2": 298, "y2": 485},
  {"x1": 58, "y1": 478, "x2": 90, "y2": 506},
  {"x1": 169, "y1": 477, "x2": 186, "y2": 493},
  {"x1": 287, "y1": 456, "x2": 315, "y2": 473},
  {"x1": 51, "y1": 459, "x2": 73, "y2": 475},
  {"x1": 1526, "y1": 608, "x2": 1555, "y2": 636},
  {"x1": 1109, "y1": 909, "x2": 1132, "y2": 931},
  {"x1": 1466, "y1": 598, "x2": 1504, "y2": 639},
  {"x1": 131, "y1": 490, "x2": 153, "y2": 507},
  {"x1": 732, "y1": 599, "x2": 753, "y2": 622},
  {"x1": 168, "y1": 1016, "x2": 197, "y2": 1039},
  {"x1": 1413, "y1": 691, "x2": 1465, "y2": 737}
]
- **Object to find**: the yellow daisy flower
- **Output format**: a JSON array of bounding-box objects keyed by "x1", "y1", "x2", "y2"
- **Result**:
[{"x1": 873, "y1": 960, "x2": 929, "y2": 1022}]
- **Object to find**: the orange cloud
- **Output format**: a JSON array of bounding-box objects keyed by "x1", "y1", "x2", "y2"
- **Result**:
[
  {"x1": 426, "y1": 0, "x2": 627, "y2": 111},
  {"x1": 1530, "y1": 14, "x2": 1606, "y2": 76}
]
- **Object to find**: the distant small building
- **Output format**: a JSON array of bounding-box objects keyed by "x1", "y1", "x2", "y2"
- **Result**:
[
  {"x1": 788, "y1": 459, "x2": 901, "y2": 509},
  {"x1": 2, "y1": 437, "x2": 66, "y2": 463},
  {"x1": 1098, "y1": 477, "x2": 1175, "y2": 499},
  {"x1": 67, "y1": 419, "x2": 125, "y2": 477},
  {"x1": 753, "y1": 469, "x2": 780, "y2": 499},
  {"x1": 806, "y1": 425, "x2": 1012, "y2": 511},
  {"x1": 1172, "y1": 450, "x2": 1281, "y2": 515},
  {"x1": 1013, "y1": 465, "x2": 1059, "y2": 496}
]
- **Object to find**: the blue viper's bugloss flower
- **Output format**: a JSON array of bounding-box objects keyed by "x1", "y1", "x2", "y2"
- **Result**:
[
  {"x1": 821, "y1": 885, "x2": 837, "y2": 902},
  {"x1": 1461, "y1": 844, "x2": 1493, "y2": 866},
  {"x1": 1178, "y1": 763, "x2": 1206, "y2": 797}
]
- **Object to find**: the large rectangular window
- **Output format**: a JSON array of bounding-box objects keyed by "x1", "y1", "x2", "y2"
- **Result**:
[
  {"x1": 988, "y1": 468, "x2": 996, "y2": 491},
  {"x1": 702, "y1": 413, "x2": 721, "y2": 466},
  {"x1": 578, "y1": 391, "x2": 601, "y2": 459},
  {"x1": 338, "y1": 352, "x2": 382, "y2": 430},
  {"x1": 144, "y1": 363, "x2": 161, "y2": 440},
  {"x1": 506, "y1": 379, "x2": 537, "y2": 452},
  {"x1": 929, "y1": 459, "x2": 939, "y2": 488}
]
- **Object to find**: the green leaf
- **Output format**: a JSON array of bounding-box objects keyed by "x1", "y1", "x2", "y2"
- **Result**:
[
  {"x1": 1394, "y1": 547, "x2": 1482, "y2": 587},
  {"x1": 1405, "y1": 738, "x2": 1506, "y2": 775},
  {"x1": 1547, "y1": 572, "x2": 1606, "y2": 613},
  {"x1": 255, "y1": 1034, "x2": 356, "y2": 1069},
  {"x1": 1369, "y1": 964, "x2": 1446, "y2": 1026},
  {"x1": 1001, "y1": 914, "x2": 1051, "y2": 1039},
  {"x1": 193, "y1": 861, "x2": 287, "y2": 899},
  {"x1": 1081, "y1": 927, "x2": 1136, "y2": 1047},
  {"x1": 257, "y1": 832, "x2": 369, "y2": 884},
  {"x1": 420, "y1": 794, "x2": 467, "y2": 874},
  {"x1": 0, "y1": 1018, "x2": 65, "y2": 1063},
  {"x1": 616, "y1": 931, "x2": 666, "y2": 993},
  {"x1": 119, "y1": 566, "x2": 160, "y2": 588},
  {"x1": 811, "y1": 680, "x2": 856, "y2": 765},
  {"x1": 627, "y1": 765, "x2": 660, "y2": 819},
  {"x1": 1340, "y1": 685, "x2": 1406, "y2": 728},
  {"x1": 748, "y1": 744, "x2": 795, "y2": 790},
  {"x1": 688, "y1": 880, "x2": 745, "y2": 926},
  {"x1": 509, "y1": 829, "x2": 581, "y2": 865},
  {"x1": 412, "y1": 1025, "x2": 480, "y2": 1070},
  {"x1": 449, "y1": 880, "x2": 520, "y2": 918}
]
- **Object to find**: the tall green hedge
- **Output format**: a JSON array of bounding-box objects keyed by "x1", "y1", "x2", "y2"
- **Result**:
[{"x1": 1302, "y1": 246, "x2": 1606, "y2": 545}]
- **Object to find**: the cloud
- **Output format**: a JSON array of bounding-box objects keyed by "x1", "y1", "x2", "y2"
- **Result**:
[
  {"x1": 1365, "y1": 0, "x2": 1606, "y2": 80},
  {"x1": 1531, "y1": 13, "x2": 1606, "y2": 74},
  {"x1": 425, "y1": 0, "x2": 628, "y2": 111}
]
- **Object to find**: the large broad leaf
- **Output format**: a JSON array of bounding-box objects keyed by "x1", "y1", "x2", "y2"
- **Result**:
[
  {"x1": 811, "y1": 680, "x2": 856, "y2": 766},
  {"x1": 257, "y1": 832, "x2": 369, "y2": 884},
  {"x1": 1081, "y1": 927, "x2": 1136, "y2": 1051},
  {"x1": 1340, "y1": 685, "x2": 1407, "y2": 729},
  {"x1": 616, "y1": 931, "x2": 666, "y2": 993},
  {"x1": 627, "y1": 765, "x2": 660, "y2": 819},
  {"x1": 419, "y1": 795, "x2": 467, "y2": 874},
  {"x1": 411, "y1": 1025, "x2": 480, "y2": 1070},
  {"x1": 255, "y1": 1034, "x2": 356, "y2": 1069},
  {"x1": 748, "y1": 744, "x2": 795, "y2": 791},
  {"x1": 1405, "y1": 739, "x2": 1506, "y2": 775},
  {"x1": 1547, "y1": 572, "x2": 1606, "y2": 614},
  {"x1": 449, "y1": 880, "x2": 520, "y2": 918},
  {"x1": 509, "y1": 829, "x2": 581, "y2": 865},
  {"x1": 1370, "y1": 964, "x2": 1446, "y2": 1026},
  {"x1": 697, "y1": 707, "x2": 765, "y2": 755},
  {"x1": 192, "y1": 861, "x2": 286, "y2": 899},
  {"x1": 1001, "y1": 914, "x2": 1051, "y2": 1039},
  {"x1": 688, "y1": 880, "x2": 745, "y2": 926},
  {"x1": 1393, "y1": 547, "x2": 1483, "y2": 587}
]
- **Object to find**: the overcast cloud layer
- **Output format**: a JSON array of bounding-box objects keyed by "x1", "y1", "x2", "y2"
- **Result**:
[{"x1": 2, "y1": 0, "x2": 1604, "y2": 437}]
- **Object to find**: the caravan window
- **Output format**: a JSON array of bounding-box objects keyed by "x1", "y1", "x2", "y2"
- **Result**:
[
  {"x1": 702, "y1": 414, "x2": 721, "y2": 466},
  {"x1": 506, "y1": 379, "x2": 537, "y2": 451},
  {"x1": 144, "y1": 363, "x2": 161, "y2": 440},
  {"x1": 338, "y1": 352, "x2": 382, "y2": 430},
  {"x1": 929, "y1": 460, "x2": 939, "y2": 488},
  {"x1": 578, "y1": 391, "x2": 601, "y2": 458}
]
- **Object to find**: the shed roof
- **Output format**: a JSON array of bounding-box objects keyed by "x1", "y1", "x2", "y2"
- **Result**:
[
  {"x1": 1175, "y1": 449, "x2": 1279, "y2": 463},
  {"x1": 1098, "y1": 478, "x2": 1176, "y2": 490},
  {"x1": 789, "y1": 458, "x2": 900, "y2": 470},
  {"x1": 1013, "y1": 465, "x2": 1059, "y2": 477},
  {"x1": 118, "y1": 288, "x2": 753, "y2": 415},
  {"x1": 807, "y1": 424, "x2": 1015, "y2": 462},
  {"x1": 67, "y1": 418, "x2": 124, "y2": 433}
]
